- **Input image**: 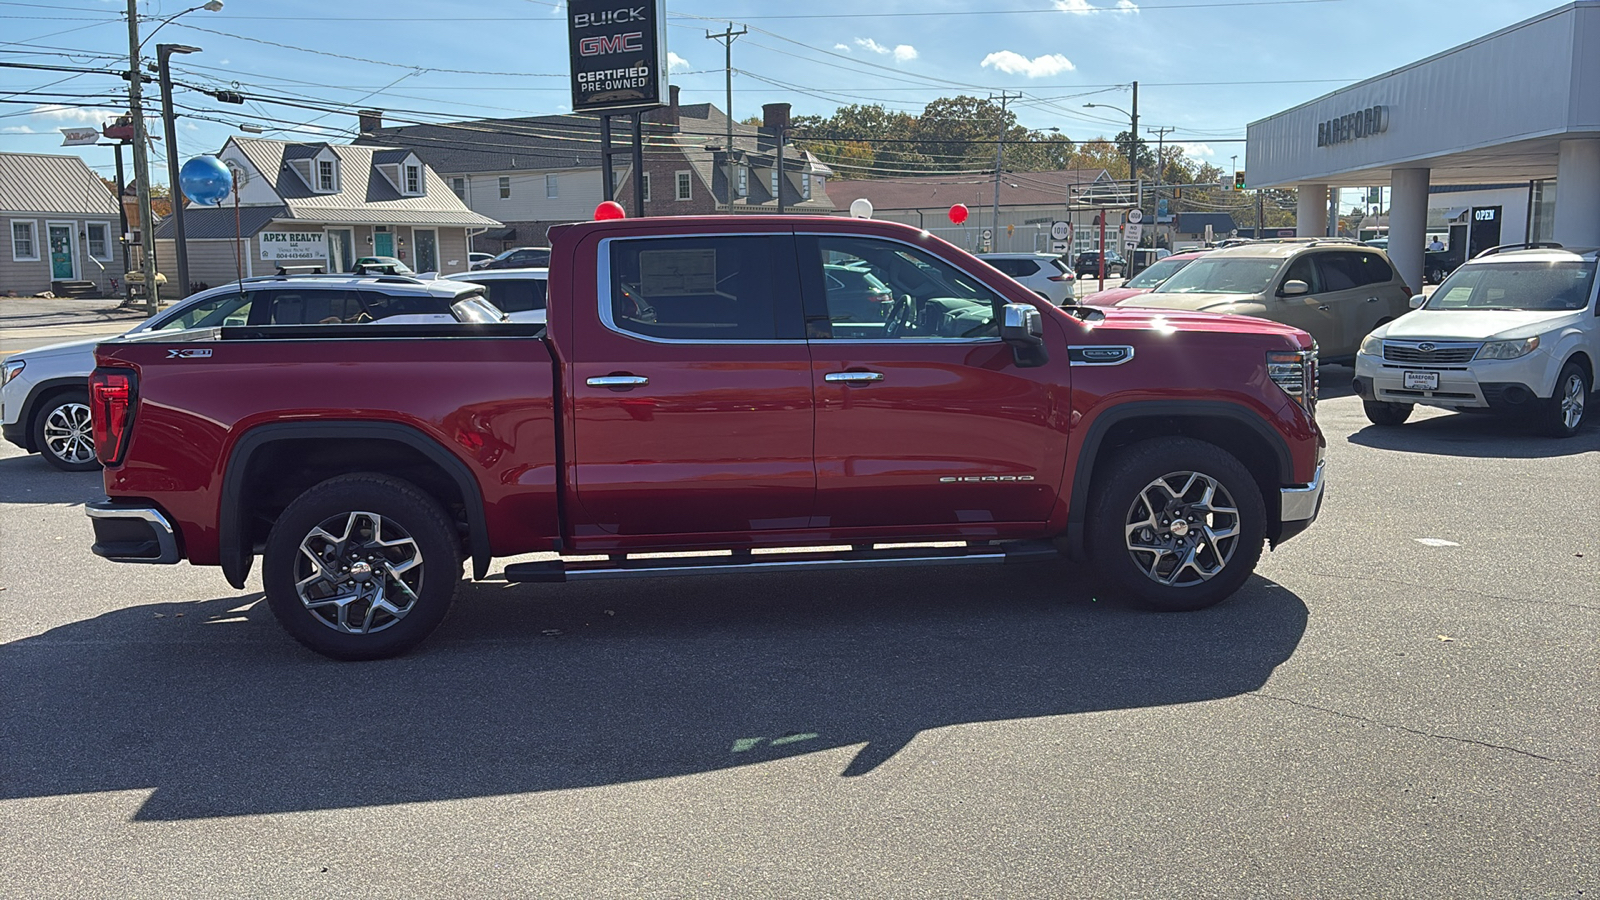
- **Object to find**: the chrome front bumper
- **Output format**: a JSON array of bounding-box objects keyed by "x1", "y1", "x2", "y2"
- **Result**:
[
  {"x1": 86, "y1": 498, "x2": 182, "y2": 564},
  {"x1": 1280, "y1": 462, "x2": 1326, "y2": 524}
]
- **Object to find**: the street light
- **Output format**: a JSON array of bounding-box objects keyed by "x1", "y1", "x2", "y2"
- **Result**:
[
  {"x1": 123, "y1": 0, "x2": 221, "y2": 315},
  {"x1": 158, "y1": 43, "x2": 201, "y2": 298},
  {"x1": 1084, "y1": 81, "x2": 1138, "y2": 187}
]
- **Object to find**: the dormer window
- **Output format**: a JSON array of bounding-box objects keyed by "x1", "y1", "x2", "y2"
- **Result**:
[
  {"x1": 737, "y1": 165, "x2": 748, "y2": 197},
  {"x1": 318, "y1": 159, "x2": 337, "y2": 192},
  {"x1": 405, "y1": 164, "x2": 420, "y2": 194}
]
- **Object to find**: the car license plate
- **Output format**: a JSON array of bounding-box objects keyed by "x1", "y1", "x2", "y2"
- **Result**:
[{"x1": 1403, "y1": 371, "x2": 1439, "y2": 391}]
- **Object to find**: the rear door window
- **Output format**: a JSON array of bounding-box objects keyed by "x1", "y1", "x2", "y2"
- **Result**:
[
  {"x1": 359, "y1": 289, "x2": 453, "y2": 320},
  {"x1": 477, "y1": 278, "x2": 548, "y2": 313},
  {"x1": 1318, "y1": 251, "x2": 1393, "y2": 290},
  {"x1": 606, "y1": 235, "x2": 798, "y2": 341},
  {"x1": 261, "y1": 289, "x2": 366, "y2": 324}
]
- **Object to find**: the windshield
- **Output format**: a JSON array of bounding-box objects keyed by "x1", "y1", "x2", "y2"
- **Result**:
[
  {"x1": 1153, "y1": 257, "x2": 1282, "y2": 294},
  {"x1": 1124, "y1": 256, "x2": 1192, "y2": 289},
  {"x1": 1426, "y1": 260, "x2": 1596, "y2": 311}
]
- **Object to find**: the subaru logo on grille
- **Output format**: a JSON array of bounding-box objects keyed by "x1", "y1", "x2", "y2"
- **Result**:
[{"x1": 1417, "y1": 342, "x2": 1436, "y2": 352}]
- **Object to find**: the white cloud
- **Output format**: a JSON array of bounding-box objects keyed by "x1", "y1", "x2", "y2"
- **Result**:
[
  {"x1": 30, "y1": 104, "x2": 116, "y2": 123},
  {"x1": 834, "y1": 43, "x2": 850, "y2": 52},
  {"x1": 0, "y1": 126, "x2": 37, "y2": 134},
  {"x1": 1054, "y1": 0, "x2": 1139, "y2": 12},
  {"x1": 980, "y1": 51, "x2": 1076, "y2": 78},
  {"x1": 218, "y1": 58, "x2": 230, "y2": 65},
  {"x1": 1176, "y1": 142, "x2": 1216, "y2": 158},
  {"x1": 854, "y1": 37, "x2": 917, "y2": 62},
  {"x1": 667, "y1": 51, "x2": 690, "y2": 71}
]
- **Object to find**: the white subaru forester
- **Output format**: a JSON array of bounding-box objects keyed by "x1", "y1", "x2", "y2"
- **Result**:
[{"x1": 1353, "y1": 245, "x2": 1596, "y2": 437}]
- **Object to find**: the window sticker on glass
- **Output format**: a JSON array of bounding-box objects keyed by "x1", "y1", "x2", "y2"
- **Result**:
[{"x1": 640, "y1": 249, "x2": 718, "y2": 296}]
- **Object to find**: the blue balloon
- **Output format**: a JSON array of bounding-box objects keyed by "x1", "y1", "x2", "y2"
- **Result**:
[{"x1": 179, "y1": 155, "x2": 233, "y2": 206}]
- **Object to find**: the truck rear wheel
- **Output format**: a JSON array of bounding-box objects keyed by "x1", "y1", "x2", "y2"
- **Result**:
[
  {"x1": 1088, "y1": 438, "x2": 1266, "y2": 612},
  {"x1": 263, "y1": 474, "x2": 461, "y2": 660}
]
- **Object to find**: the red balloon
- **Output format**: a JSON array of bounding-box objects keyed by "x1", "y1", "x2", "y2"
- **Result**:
[
  {"x1": 594, "y1": 201, "x2": 626, "y2": 221},
  {"x1": 948, "y1": 203, "x2": 969, "y2": 225}
]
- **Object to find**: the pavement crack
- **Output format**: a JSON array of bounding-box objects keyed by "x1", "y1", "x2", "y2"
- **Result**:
[
  {"x1": 1249, "y1": 691, "x2": 1580, "y2": 768},
  {"x1": 1306, "y1": 570, "x2": 1600, "y2": 612}
]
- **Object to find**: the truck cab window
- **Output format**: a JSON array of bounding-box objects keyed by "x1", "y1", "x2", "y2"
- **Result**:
[
  {"x1": 814, "y1": 236, "x2": 1002, "y2": 340},
  {"x1": 606, "y1": 236, "x2": 786, "y2": 341}
]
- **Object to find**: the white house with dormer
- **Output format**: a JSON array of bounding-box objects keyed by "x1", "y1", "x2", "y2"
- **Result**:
[{"x1": 153, "y1": 136, "x2": 499, "y2": 294}]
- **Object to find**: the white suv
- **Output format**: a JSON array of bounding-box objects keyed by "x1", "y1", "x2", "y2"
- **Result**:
[
  {"x1": 976, "y1": 253, "x2": 1077, "y2": 305},
  {"x1": 2, "y1": 274, "x2": 499, "y2": 470},
  {"x1": 1353, "y1": 245, "x2": 1596, "y2": 437}
]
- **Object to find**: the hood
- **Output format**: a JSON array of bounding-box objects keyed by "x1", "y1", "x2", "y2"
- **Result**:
[
  {"x1": 1087, "y1": 306, "x2": 1308, "y2": 341},
  {"x1": 1117, "y1": 291, "x2": 1252, "y2": 313},
  {"x1": 1081, "y1": 286, "x2": 1151, "y2": 307},
  {"x1": 5, "y1": 335, "x2": 105, "y2": 361},
  {"x1": 1379, "y1": 308, "x2": 1583, "y2": 341}
]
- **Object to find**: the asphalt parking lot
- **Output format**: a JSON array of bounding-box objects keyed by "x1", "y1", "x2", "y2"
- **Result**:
[{"x1": 1, "y1": 369, "x2": 1595, "y2": 898}]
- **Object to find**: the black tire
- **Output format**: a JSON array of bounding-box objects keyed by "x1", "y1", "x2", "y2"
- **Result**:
[
  {"x1": 263, "y1": 474, "x2": 461, "y2": 660},
  {"x1": 1540, "y1": 362, "x2": 1590, "y2": 438},
  {"x1": 1363, "y1": 400, "x2": 1413, "y2": 426},
  {"x1": 1087, "y1": 438, "x2": 1266, "y2": 612},
  {"x1": 1427, "y1": 267, "x2": 1445, "y2": 285},
  {"x1": 32, "y1": 388, "x2": 100, "y2": 472}
]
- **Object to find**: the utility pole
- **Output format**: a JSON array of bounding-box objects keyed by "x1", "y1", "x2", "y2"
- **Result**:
[
  {"x1": 124, "y1": 0, "x2": 159, "y2": 315},
  {"x1": 989, "y1": 91, "x2": 1021, "y2": 251},
  {"x1": 1147, "y1": 125, "x2": 1173, "y2": 240},
  {"x1": 158, "y1": 43, "x2": 199, "y2": 299},
  {"x1": 706, "y1": 25, "x2": 745, "y2": 213},
  {"x1": 1129, "y1": 81, "x2": 1139, "y2": 187}
]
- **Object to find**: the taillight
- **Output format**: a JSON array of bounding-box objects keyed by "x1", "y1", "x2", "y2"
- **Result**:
[
  {"x1": 1048, "y1": 274, "x2": 1071, "y2": 282},
  {"x1": 89, "y1": 367, "x2": 137, "y2": 466},
  {"x1": 1267, "y1": 348, "x2": 1318, "y2": 417}
]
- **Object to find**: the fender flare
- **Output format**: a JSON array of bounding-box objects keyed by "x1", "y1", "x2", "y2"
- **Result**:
[
  {"x1": 16, "y1": 376, "x2": 90, "y2": 451},
  {"x1": 219, "y1": 421, "x2": 492, "y2": 588},
  {"x1": 1062, "y1": 400, "x2": 1295, "y2": 557}
]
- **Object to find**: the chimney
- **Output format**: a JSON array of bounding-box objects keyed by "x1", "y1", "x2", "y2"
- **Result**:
[
  {"x1": 358, "y1": 109, "x2": 384, "y2": 134},
  {"x1": 762, "y1": 102, "x2": 791, "y2": 132},
  {"x1": 646, "y1": 84, "x2": 681, "y2": 128}
]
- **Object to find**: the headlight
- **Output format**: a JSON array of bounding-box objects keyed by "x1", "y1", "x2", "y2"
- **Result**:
[
  {"x1": 1360, "y1": 334, "x2": 1384, "y2": 357},
  {"x1": 1, "y1": 358, "x2": 24, "y2": 387},
  {"x1": 1475, "y1": 336, "x2": 1540, "y2": 360}
]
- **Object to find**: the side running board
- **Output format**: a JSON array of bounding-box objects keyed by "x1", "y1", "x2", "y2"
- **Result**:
[{"x1": 502, "y1": 541, "x2": 1060, "y2": 584}]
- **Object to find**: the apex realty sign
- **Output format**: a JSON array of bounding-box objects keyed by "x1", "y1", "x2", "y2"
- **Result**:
[
  {"x1": 260, "y1": 230, "x2": 327, "y2": 261},
  {"x1": 568, "y1": 0, "x2": 667, "y2": 113}
]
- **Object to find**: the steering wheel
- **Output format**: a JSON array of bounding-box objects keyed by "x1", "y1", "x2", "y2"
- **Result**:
[{"x1": 884, "y1": 293, "x2": 913, "y2": 338}]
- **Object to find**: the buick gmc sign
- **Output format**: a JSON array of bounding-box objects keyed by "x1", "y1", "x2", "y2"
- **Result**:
[{"x1": 568, "y1": 0, "x2": 667, "y2": 113}]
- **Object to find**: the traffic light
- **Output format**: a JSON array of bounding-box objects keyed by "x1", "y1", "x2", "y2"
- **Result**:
[{"x1": 1234, "y1": 171, "x2": 1247, "y2": 190}]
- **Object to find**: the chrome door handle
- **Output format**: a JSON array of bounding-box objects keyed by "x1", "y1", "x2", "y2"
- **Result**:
[
  {"x1": 587, "y1": 375, "x2": 649, "y2": 389},
  {"x1": 1317, "y1": 305, "x2": 1331, "y2": 311},
  {"x1": 824, "y1": 371, "x2": 884, "y2": 384},
  {"x1": 1365, "y1": 296, "x2": 1381, "y2": 303}
]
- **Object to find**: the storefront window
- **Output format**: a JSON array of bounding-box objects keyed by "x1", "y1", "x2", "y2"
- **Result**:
[{"x1": 1529, "y1": 179, "x2": 1557, "y2": 245}]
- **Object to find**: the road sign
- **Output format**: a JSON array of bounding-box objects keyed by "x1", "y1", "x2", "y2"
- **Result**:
[
  {"x1": 1050, "y1": 241, "x2": 1069, "y2": 254},
  {"x1": 59, "y1": 127, "x2": 99, "y2": 146},
  {"x1": 1123, "y1": 223, "x2": 1143, "y2": 247},
  {"x1": 1050, "y1": 221, "x2": 1070, "y2": 241},
  {"x1": 1125, "y1": 208, "x2": 1143, "y2": 224},
  {"x1": 981, "y1": 229, "x2": 992, "y2": 241}
]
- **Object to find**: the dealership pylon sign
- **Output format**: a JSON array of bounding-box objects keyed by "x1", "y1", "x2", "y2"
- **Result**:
[{"x1": 568, "y1": 0, "x2": 668, "y2": 113}]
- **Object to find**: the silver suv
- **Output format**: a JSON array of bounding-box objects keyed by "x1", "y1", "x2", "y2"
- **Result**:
[
  {"x1": 2, "y1": 274, "x2": 498, "y2": 470},
  {"x1": 1129, "y1": 239, "x2": 1414, "y2": 359}
]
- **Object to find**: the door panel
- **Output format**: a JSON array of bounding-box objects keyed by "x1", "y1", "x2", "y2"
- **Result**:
[
  {"x1": 569, "y1": 232, "x2": 815, "y2": 538},
  {"x1": 1272, "y1": 253, "x2": 1342, "y2": 353},
  {"x1": 373, "y1": 230, "x2": 394, "y2": 257},
  {"x1": 803, "y1": 234, "x2": 1062, "y2": 529},
  {"x1": 1320, "y1": 250, "x2": 1402, "y2": 354},
  {"x1": 48, "y1": 225, "x2": 75, "y2": 280}
]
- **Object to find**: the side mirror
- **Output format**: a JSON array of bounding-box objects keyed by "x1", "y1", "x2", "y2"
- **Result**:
[
  {"x1": 1000, "y1": 302, "x2": 1048, "y2": 368},
  {"x1": 1280, "y1": 279, "x2": 1310, "y2": 297},
  {"x1": 1409, "y1": 294, "x2": 1427, "y2": 309}
]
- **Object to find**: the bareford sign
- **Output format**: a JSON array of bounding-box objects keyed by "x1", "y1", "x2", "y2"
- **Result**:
[
  {"x1": 260, "y1": 231, "x2": 327, "y2": 261},
  {"x1": 567, "y1": 0, "x2": 668, "y2": 113},
  {"x1": 1317, "y1": 105, "x2": 1390, "y2": 148}
]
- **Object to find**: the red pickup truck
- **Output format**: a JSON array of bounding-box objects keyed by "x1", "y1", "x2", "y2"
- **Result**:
[{"x1": 87, "y1": 215, "x2": 1325, "y2": 660}]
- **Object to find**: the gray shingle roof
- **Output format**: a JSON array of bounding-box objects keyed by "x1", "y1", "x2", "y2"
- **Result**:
[
  {"x1": 355, "y1": 115, "x2": 607, "y2": 173},
  {"x1": 0, "y1": 151, "x2": 120, "y2": 217},
  {"x1": 228, "y1": 138, "x2": 499, "y2": 227}
]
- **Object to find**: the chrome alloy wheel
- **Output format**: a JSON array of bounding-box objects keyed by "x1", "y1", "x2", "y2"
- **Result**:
[
  {"x1": 294, "y1": 511, "x2": 424, "y2": 634},
  {"x1": 42, "y1": 402, "x2": 95, "y2": 465},
  {"x1": 1560, "y1": 372, "x2": 1586, "y2": 430},
  {"x1": 1122, "y1": 471, "x2": 1242, "y2": 587}
]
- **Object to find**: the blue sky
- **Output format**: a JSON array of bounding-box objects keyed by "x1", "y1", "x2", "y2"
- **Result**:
[{"x1": 0, "y1": 0, "x2": 1567, "y2": 184}]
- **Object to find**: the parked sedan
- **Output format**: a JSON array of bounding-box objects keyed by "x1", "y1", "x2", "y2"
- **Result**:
[
  {"x1": 1081, "y1": 250, "x2": 1207, "y2": 306},
  {"x1": 1073, "y1": 250, "x2": 1127, "y2": 277},
  {"x1": 482, "y1": 246, "x2": 552, "y2": 270}
]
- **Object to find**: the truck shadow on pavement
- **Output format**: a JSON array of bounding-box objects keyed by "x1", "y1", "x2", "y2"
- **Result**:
[
  {"x1": 0, "y1": 564, "x2": 1307, "y2": 821},
  {"x1": 1346, "y1": 412, "x2": 1600, "y2": 458}
]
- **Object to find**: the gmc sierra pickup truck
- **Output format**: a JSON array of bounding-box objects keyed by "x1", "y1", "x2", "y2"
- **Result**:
[{"x1": 87, "y1": 215, "x2": 1325, "y2": 660}]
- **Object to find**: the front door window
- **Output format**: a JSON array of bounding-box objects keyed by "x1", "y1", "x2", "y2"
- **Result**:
[
  {"x1": 414, "y1": 229, "x2": 438, "y2": 274},
  {"x1": 326, "y1": 228, "x2": 354, "y2": 273},
  {"x1": 48, "y1": 224, "x2": 74, "y2": 279}
]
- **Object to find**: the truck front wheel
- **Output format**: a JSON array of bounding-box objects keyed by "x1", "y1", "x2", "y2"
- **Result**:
[
  {"x1": 1088, "y1": 438, "x2": 1266, "y2": 612},
  {"x1": 263, "y1": 474, "x2": 461, "y2": 660}
]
